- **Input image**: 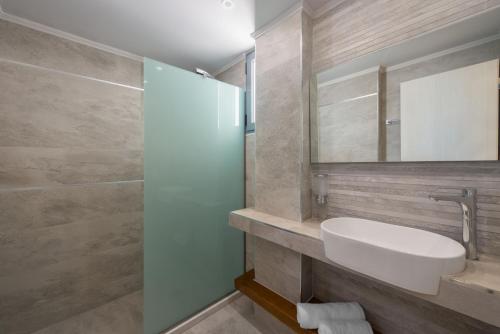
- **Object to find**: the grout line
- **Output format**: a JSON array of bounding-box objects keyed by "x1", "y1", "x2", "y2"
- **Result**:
[
  {"x1": 0, "y1": 58, "x2": 144, "y2": 91},
  {"x1": 318, "y1": 92, "x2": 378, "y2": 108},
  {"x1": 0, "y1": 179, "x2": 144, "y2": 192},
  {"x1": 162, "y1": 291, "x2": 242, "y2": 334}
]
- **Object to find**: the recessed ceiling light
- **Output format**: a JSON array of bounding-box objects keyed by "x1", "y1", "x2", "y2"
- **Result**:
[{"x1": 220, "y1": 0, "x2": 234, "y2": 9}]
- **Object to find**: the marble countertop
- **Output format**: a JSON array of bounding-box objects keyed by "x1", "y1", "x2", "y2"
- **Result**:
[
  {"x1": 229, "y1": 208, "x2": 500, "y2": 327},
  {"x1": 446, "y1": 254, "x2": 500, "y2": 294}
]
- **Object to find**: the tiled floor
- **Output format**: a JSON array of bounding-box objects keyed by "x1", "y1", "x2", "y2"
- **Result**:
[
  {"x1": 30, "y1": 292, "x2": 272, "y2": 334},
  {"x1": 31, "y1": 291, "x2": 143, "y2": 334},
  {"x1": 182, "y1": 295, "x2": 267, "y2": 334}
]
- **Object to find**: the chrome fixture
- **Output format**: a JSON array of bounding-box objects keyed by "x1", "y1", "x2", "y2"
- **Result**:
[
  {"x1": 385, "y1": 119, "x2": 401, "y2": 125},
  {"x1": 195, "y1": 68, "x2": 214, "y2": 79},
  {"x1": 313, "y1": 174, "x2": 329, "y2": 205},
  {"x1": 429, "y1": 188, "x2": 478, "y2": 260}
]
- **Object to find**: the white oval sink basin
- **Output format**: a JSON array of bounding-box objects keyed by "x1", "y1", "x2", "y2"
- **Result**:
[{"x1": 321, "y1": 217, "x2": 466, "y2": 295}]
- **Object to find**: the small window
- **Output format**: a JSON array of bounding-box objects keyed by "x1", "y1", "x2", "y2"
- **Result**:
[{"x1": 245, "y1": 51, "x2": 256, "y2": 133}]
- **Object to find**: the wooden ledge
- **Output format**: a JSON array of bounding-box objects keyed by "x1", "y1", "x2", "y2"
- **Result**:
[
  {"x1": 235, "y1": 270, "x2": 382, "y2": 334},
  {"x1": 235, "y1": 270, "x2": 317, "y2": 334}
]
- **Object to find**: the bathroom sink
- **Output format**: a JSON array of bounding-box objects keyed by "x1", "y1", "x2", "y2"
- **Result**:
[{"x1": 321, "y1": 217, "x2": 466, "y2": 295}]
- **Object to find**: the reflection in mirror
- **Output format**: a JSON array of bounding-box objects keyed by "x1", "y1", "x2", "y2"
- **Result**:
[{"x1": 311, "y1": 8, "x2": 500, "y2": 163}]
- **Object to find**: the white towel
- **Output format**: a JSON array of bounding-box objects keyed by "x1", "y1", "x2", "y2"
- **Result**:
[
  {"x1": 297, "y1": 302, "x2": 365, "y2": 329},
  {"x1": 318, "y1": 320, "x2": 373, "y2": 334}
]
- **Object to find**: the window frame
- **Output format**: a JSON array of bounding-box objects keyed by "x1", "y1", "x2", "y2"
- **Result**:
[{"x1": 245, "y1": 51, "x2": 256, "y2": 133}]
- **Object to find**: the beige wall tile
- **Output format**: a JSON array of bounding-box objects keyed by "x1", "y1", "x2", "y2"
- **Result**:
[
  {"x1": 254, "y1": 237, "x2": 302, "y2": 303},
  {"x1": 0, "y1": 182, "x2": 143, "y2": 333},
  {"x1": 215, "y1": 59, "x2": 246, "y2": 88},
  {"x1": 312, "y1": 0, "x2": 500, "y2": 73},
  {"x1": 0, "y1": 245, "x2": 142, "y2": 334},
  {"x1": 0, "y1": 147, "x2": 143, "y2": 188},
  {"x1": 0, "y1": 19, "x2": 142, "y2": 87},
  {"x1": 318, "y1": 95, "x2": 379, "y2": 162},
  {"x1": 245, "y1": 233, "x2": 255, "y2": 271},
  {"x1": 300, "y1": 11, "x2": 313, "y2": 220},
  {"x1": 245, "y1": 134, "x2": 256, "y2": 208},
  {"x1": 0, "y1": 18, "x2": 144, "y2": 333},
  {"x1": 256, "y1": 12, "x2": 302, "y2": 76},
  {"x1": 0, "y1": 61, "x2": 143, "y2": 150},
  {"x1": 311, "y1": 163, "x2": 500, "y2": 256},
  {"x1": 255, "y1": 10, "x2": 312, "y2": 222},
  {"x1": 312, "y1": 259, "x2": 499, "y2": 334},
  {"x1": 0, "y1": 181, "x2": 143, "y2": 232},
  {"x1": 0, "y1": 211, "x2": 142, "y2": 276},
  {"x1": 254, "y1": 54, "x2": 302, "y2": 220},
  {"x1": 318, "y1": 71, "x2": 378, "y2": 106}
]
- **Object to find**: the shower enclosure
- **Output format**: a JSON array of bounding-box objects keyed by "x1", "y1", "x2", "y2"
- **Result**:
[
  {"x1": 0, "y1": 16, "x2": 245, "y2": 332},
  {"x1": 144, "y1": 59, "x2": 245, "y2": 333}
]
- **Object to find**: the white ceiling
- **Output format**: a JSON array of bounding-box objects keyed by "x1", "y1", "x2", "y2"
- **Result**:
[
  {"x1": 0, "y1": 0, "x2": 256, "y2": 73},
  {"x1": 0, "y1": 0, "x2": 347, "y2": 73}
]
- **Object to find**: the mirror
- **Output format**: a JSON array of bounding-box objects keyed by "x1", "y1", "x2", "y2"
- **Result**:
[{"x1": 311, "y1": 8, "x2": 500, "y2": 163}]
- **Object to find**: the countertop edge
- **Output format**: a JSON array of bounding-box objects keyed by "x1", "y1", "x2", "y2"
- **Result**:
[{"x1": 229, "y1": 208, "x2": 500, "y2": 328}]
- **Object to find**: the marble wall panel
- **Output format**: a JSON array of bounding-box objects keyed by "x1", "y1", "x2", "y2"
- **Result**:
[
  {"x1": 0, "y1": 182, "x2": 143, "y2": 275},
  {"x1": 0, "y1": 17, "x2": 144, "y2": 333},
  {"x1": 254, "y1": 10, "x2": 303, "y2": 221},
  {"x1": 317, "y1": 95, "x2": 379, "y2": 162},
  {"x1": 0, "y1": 181, "x2": 143, "y2": 232},
  {"x1": 312, "y1": 0, "x2": 500, "y2": 73},
  {"x1": 245, "y1": 134, "x2": 256, "y2": 208},
  {"x1": 312, "y1": 259, "x2": 499, "y2": 334},
  {"x1": 253, "y1": 237, "x2": 302, "y2": 303},
  {"x1": 0, "y1": 244, "x2": 142, "y2": 334},
  {"x1": 0, "y1": 60, "x2": 143, "y2": 151},
  {"x1": 300, "y1": 11, "x2": 313, "y2": 221},
  {"x1": 0, "y1": 147, "x2": 143, "y2": 188},
  {"x1": 0, "y1": 20, "x2": 142, "y2": 87},
  {"x1": 312, "y1": 162, "x2": 500, "y2": 257},
  {"x1": 255, "y1": 55, "x2": 302, "y2": 221},
  {"x1": 215, "y1": 59, "x2": 246, "y2": 88},
  {"x1": 317, "y1": 71, "x2": 378, "y2": 107}
]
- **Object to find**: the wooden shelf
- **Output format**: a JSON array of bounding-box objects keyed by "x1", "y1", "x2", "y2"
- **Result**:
[
  {"x1": 235, "y1": 270, "x2": 317, "y2": 334},
  {"x1": 235, "y1": 270, "x2": 382, "y2": 334}
]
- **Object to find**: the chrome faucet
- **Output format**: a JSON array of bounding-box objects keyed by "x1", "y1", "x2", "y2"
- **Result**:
[{"x1": 429, "y1": 188, "x2": 478, "y2": 260}]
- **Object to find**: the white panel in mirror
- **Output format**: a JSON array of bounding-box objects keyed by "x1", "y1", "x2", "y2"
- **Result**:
[{"x1": 401, "y1": 60, "x2": 499, "y2": 161}]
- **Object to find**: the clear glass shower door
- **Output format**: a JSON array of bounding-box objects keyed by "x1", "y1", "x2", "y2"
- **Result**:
[{"x1": 143, "y1": 59, "x2": 245, "y2": 334}]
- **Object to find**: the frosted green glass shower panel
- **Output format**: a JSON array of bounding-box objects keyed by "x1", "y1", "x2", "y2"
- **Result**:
[{"x1": 144, "y1": 59, "x2": 245, "y2": 334}]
